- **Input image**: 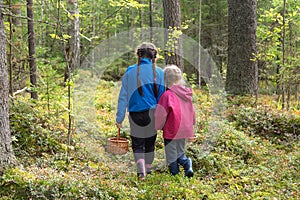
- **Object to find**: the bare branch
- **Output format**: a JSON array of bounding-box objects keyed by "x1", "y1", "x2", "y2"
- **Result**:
[{"x1": 2, "y1": 9, "x2": 56, "y2": 27}]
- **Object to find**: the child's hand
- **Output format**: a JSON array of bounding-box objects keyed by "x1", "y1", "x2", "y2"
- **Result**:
[
  {"x1": 116, "y1": 123, "x2": 122, "y2": 128},
  {"x1": 186, "y1": 137, "x2": 196, "y2": 143}
]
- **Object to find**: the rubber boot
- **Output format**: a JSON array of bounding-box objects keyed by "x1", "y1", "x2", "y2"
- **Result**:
[
  {"x1": 146, "y1": 164, "x2": 152, "y2": 174},
  {"x1": 168, "y1": 161, "x2": 180, "y2": 176},
  {"x1": 178, "y1": 157, "x2": 194, "y2": 178},
  {"x1": 183, "y1": 158, "x2": 194, "y2": 178},
  {"x1": 136, "y1": 159, "x2": 146, "y2": 180}
]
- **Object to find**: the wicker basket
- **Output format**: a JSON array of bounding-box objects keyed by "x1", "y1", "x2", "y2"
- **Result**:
[{"x1": 107, "y1": 128, "x2": 129, "y2": 155}]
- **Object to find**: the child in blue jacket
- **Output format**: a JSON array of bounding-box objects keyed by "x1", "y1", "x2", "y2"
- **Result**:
[{"x1": 116, "y1": 42, "x2": 165, "y2": 180}]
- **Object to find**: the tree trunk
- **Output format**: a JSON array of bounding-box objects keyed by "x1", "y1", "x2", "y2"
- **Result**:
[
  {"x1": 0, "y1": 0, "x2": 16, "y2": 173},
  {"x1": 91, "y1": 0, "x2": 95, "y2": 71},
  {"x1": 8, "y1": 0, "x2": 13, "y2": 96},
  {"x1": 64, "y1": 0, "x2": 80, "y2": 82},
  {"x1": 226, "y1": 0, "x2": 258, "y2": 95},
  {"x1": 27, "y1": 0, "x2": 38, "y2": 99},
  {"x1": 163, "y1": 0, "x2": 183, "y2": 70},
  {"x1": 198, "y1": 0, "x2": 202, "y2": 86},
  {"x1": 12, "y1": 4, "x2": 21, "y2": 26},
  {"x1": 64, "y1": 0, "x2": 80, "y2": 162},
  {"x1": 149, "y1": 0, "x2": 153, "y2": 42},
  {"x1": 281, "y1": 0, "x2": 286, "y2": 110}
]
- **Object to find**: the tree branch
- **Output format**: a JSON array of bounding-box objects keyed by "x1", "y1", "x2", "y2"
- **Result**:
[{"x1": 2, "y1": 9, "x2": 56, "y2": 27}]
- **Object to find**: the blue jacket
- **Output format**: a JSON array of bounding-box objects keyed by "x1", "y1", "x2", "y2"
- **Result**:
[{"x1": 116, "y1": 58, "x2": 165, "y2": 123}]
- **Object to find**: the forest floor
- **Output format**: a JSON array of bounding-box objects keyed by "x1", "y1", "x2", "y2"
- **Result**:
[{"x1": 1, "y1": 79, "x2": 299, "y2": 199}]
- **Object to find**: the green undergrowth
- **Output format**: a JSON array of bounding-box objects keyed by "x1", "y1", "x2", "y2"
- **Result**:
[
  {"x1": 1, "y1": 80, "x2": 299, "y2": 199},
  {"x1": 226, "y1": 95, "x2": 300, "y2": 144},
  {"x1": 1, "y1": 122, "x2": 299, "y2": 199},
  {"x1": 9, "y1": 97, "x2": 68, "y2": 157}
]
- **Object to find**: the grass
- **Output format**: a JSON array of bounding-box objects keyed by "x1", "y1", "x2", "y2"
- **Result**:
[{"x1": 1, "y1": 78, "x2": 299, "y2": 199}]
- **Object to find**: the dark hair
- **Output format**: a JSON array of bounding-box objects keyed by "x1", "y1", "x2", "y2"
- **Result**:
[{"x1": 136, "y1": 42, "x2": 158, "y2": 97}]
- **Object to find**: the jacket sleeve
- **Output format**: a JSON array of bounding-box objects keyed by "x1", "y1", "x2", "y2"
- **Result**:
[
  {"x1": 156, "y1": 67, "x2": 165, "y2": 102},
  {"x1": 191, "y1": 92, "x2": 196, "y2": 125},
  {"x1": 154, "y1": 94, "x2": 169, "y2": 130},
  {"x1": 193, "y1": 107, "x2": 196, "y2": 125},
  {"x1": 116, "y1": 73, "x2": 128, "y2": 123}
]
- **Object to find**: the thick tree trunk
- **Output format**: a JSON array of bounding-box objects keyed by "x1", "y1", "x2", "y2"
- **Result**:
[
  {"x1": 0, "y1": 0, "x2": 16, "y2": 173},
  {"x1": 163, "y1": 0, "x2": 183, "y2": 70},
  {"x1": 27, "y1": 0, "x2": 38, "y2": 99},
  {"x1": 226, "y1": 0, "x2": 258, "y2": 95}
]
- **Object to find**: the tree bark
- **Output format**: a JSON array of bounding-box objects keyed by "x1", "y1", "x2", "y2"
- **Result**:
[
  {"x1": 64, "y1": 0, "x2": 80, "y2": 162},
  {"x1": 149, "y1": 0, "x2": 153, "y2": 42},
  {"x1": 163, "y1": 0, "x2": 183, "y2": 70},
  {"x1": 226, "y1": 0, "x2": 258, "y2": 95},
  {"x1": 0, "y1": 0, "x2": 16, "y2": 173},
  {"x1": 8, "y1": 0, "x2": 13, "y2": 96},
  {"x1": 27, "y1": 0, "x2": 38, "y2": 99},
  {"x1": 281, "y1": 0, "x2": 286, "y2": 109},
  {"x1": 64, "y1": 0, "x2": 80, "y2": 82},
  {"x1": 12, "y1": 4, "x2": 21, "y2": 26}
]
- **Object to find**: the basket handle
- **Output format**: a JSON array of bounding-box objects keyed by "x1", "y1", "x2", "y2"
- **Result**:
[{"x1": 117, "y1": 127, "x2": 120, "y2": 140}]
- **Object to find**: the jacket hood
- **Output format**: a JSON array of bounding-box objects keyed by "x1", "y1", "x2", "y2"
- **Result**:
[{"x1": 169, "y1": 85, "x2": 193, "y2": 102}]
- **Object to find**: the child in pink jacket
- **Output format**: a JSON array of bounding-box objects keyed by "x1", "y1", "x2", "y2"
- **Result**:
[{"x1": 155, "y1": 65, "x2": 195, "y2": 177}]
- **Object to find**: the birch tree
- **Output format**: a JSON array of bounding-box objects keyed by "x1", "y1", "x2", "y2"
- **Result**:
[{"x1": 65, "y1": 0, "x2": 80, "y2": 82}]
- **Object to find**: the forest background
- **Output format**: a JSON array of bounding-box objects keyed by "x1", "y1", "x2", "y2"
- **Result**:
[{"x1": 0, "y1": 0, "x2": 299, "y2": 199}]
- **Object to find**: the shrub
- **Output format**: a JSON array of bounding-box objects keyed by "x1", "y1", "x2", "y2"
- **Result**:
[
  {"x1": 227, "y1": 105, "x2": 300, "y2": 140},
  {"x1": 9, "y1": 98, "x2": 67, "y2": 157},
  {"x1": 187, "y1": 122, "x2": 259, "y2": 177}
]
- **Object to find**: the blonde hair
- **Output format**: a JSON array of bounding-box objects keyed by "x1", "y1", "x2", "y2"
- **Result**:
[
  {"x1": 164, "y1": 65, "x2": 183, "y2": 88},
  {"x1": 136, "y1": 42, "x2": 158, "y2": 97}
]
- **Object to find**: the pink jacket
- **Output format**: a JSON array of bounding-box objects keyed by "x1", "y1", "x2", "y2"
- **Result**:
[{"x1": 155, "y1": 85, "x2": 196, "y2": 139}]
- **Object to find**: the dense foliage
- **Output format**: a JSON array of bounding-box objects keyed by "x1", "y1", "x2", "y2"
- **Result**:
[
  {"x1": 9, "y1": 97, "x2": 69, "y2": 155},
  {"x1": 228, "y1": 105, "x2": 299, "y2": 138}
]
